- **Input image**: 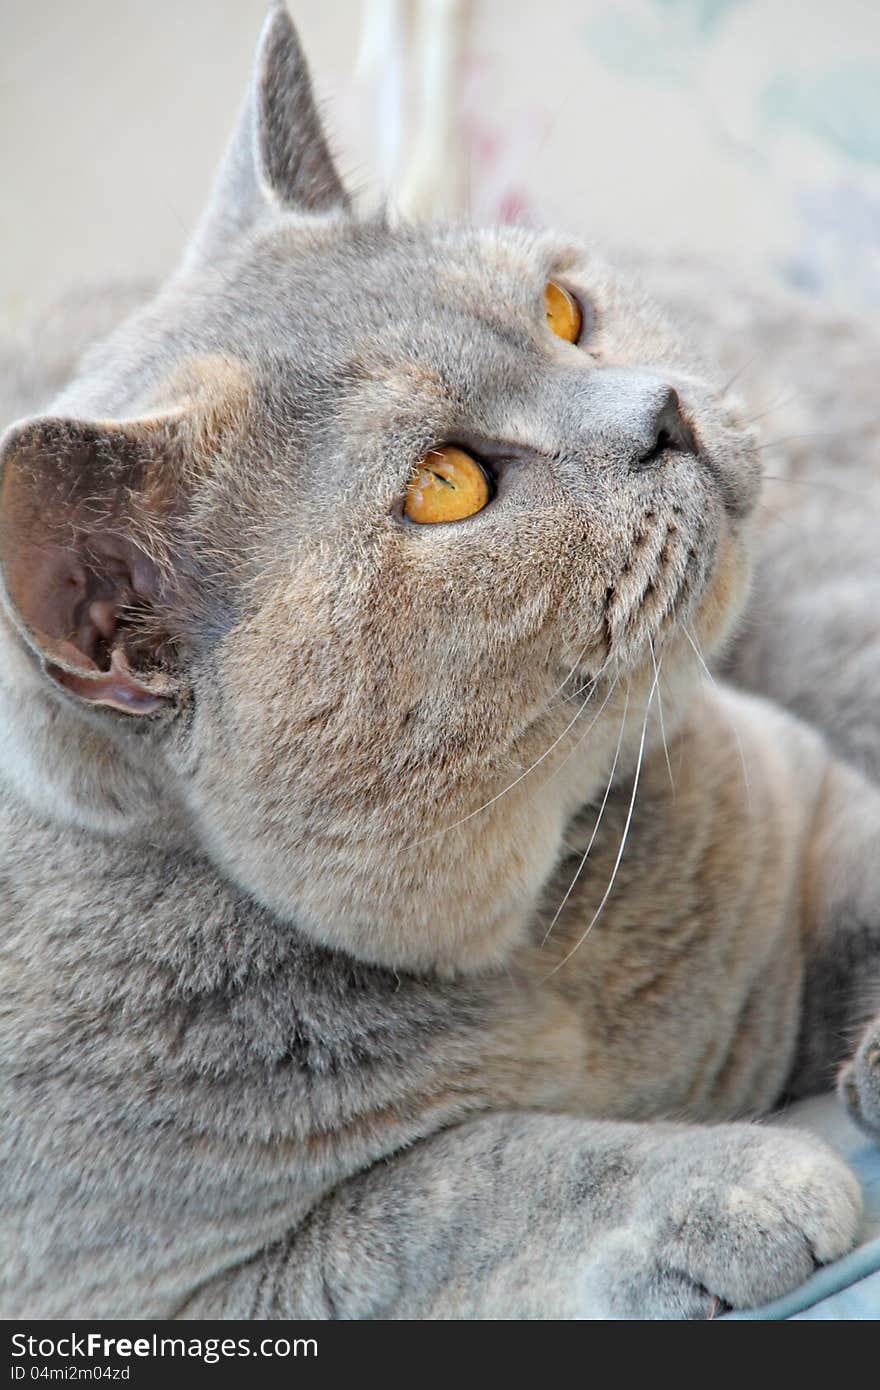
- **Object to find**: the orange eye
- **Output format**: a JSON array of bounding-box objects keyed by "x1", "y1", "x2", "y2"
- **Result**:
[
  {"x1": 545, "y1": 279, "x2": 583, "y2": 343},
  {"x1": 404, "y1": 446, "x2": 491, "y2": 524}
]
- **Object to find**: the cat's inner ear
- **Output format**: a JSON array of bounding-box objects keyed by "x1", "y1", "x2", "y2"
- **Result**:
[
  {"x1": 0, "y1": 416, "x2": 180, "y2": 715},
  {"x1": 184, "y1": 4, "x2": 350, "y2": 271}
]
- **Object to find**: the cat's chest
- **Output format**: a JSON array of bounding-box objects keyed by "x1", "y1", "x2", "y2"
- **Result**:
[{"x1": 522, "y1": 713, "x2": 810, "y2": 1120}]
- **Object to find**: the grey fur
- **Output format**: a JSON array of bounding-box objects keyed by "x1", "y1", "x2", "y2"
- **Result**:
[
  {"x1": 1, "y1": 5, "x2": 879, "y2": 1320},
  {"x1": 181, "y1": 5, "x2": 349, "y2": 277}
]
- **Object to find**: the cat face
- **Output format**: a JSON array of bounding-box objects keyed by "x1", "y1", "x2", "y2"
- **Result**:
[{"x1": 0, "y1": 8, "x2": 759, "y2": 972}]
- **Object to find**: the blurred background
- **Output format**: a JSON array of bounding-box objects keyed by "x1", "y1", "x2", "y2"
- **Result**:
[{"x1": 3, "y1": 0, "x2": 880, "y2": 319}]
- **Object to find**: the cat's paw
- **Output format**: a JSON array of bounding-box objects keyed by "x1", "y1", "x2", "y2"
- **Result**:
[
  {"x1": 839, "y1": 1019, "x2": 880, "y2": 1139},
  {"x1": 582, "y1": 1126, "x2": 862, "y2": 1318}
]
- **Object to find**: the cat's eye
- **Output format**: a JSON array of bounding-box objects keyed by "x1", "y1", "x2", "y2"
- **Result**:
[
  {"x1": 545, "y1": 279, "x2": 583, "y2": 343},
  {"x1": 404, "y1": 446, "x2": 491, "y2": 524}
]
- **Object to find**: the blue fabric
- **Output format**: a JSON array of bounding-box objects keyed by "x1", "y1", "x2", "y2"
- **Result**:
[
  {"x1": 793, "y1": 1266, "x2": 880, "y2": 1319},
  {"x1": 726, "y1": 1093, "x2": 880, "y2": 1320}
]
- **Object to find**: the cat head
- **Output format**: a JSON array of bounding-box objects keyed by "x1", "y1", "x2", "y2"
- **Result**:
[{"x1": 0, "y1": 5, "x2": 759, "y2": 973}]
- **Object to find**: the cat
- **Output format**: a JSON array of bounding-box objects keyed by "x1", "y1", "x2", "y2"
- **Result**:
[{"x1": 2, "y1": 3, "x2": 880, "y2": 1319}]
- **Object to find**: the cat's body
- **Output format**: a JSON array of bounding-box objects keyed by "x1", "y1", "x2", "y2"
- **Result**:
[
  {"x1": 5, "y1": 651, "x2": 873, "y2": 1318},
  {"x1": 2, "y1": 6, "x2": 880, "y2": 1319}
]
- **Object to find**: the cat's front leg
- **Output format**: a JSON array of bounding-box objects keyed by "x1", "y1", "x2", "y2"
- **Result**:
[{"x1": 179, "y1": 1112, "x2": 860, "y2": 1319}]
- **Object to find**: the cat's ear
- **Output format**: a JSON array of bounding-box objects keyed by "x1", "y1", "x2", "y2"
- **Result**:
[
  {"x1": 0, "y1": 413, "x2": 183, "y2": 715},
  {"x1": 184, "y1": 3, "x2": 350, "y2": 272}
]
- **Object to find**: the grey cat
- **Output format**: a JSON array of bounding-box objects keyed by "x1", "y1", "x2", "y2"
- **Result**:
[{"x1": 2, "y1": 5, "x2": 880, "y2": 1319}]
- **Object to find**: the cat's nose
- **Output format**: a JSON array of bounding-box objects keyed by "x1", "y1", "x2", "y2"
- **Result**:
[{"x1": 632, "y1": 387, "x2": 698, "y2": 470}]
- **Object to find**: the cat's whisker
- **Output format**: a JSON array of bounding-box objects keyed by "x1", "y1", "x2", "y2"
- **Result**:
[
  {"x1": 550, "y1": 646, "x2": 614, "y2": 706},
  {"x1": 421, "y1": 651, "x2": 623, "y2": 848},
  {"x1": 541, "y1": 681, "x2": 630, "y2": 946},
  {"x1": 761, "y1": 473, "x2": 873, "y2": 503},
  {"x1": 549, "y1": 646, "x2": 592, "y2": 701},
  {"x1": 650, "y1": 639, "x2": 675, "y2": 796},
  {"x1": 682, "y1": 625, "x2": 752, "y2": 814},
  {"x1": 562, "y1": 649, "x2": 617, "y2": 706},
  {"x1": 544, "y1": 669, "x2": 658, "y2": 978},
  {"x1": 740, "y1": 389, "x2": 801, "y2": 426},
  {"x1": 541, "y1": 670, "x2": 621, "y2": 789},
  {"x1": 756, "y1": 430, "x2": 853, "y2": 451},
  {"x1": 550, "y1": 642, "x2": 603, "y2": 706},
  {"x1": 718, "y1": 351, "x2": 765, "y2": 398},
  {"x1": 416, "y1": 675, "x2": 604, "y2": 846},
  {"x1": 752, "y1": 505, "x2": 805, "y2": 544}
]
